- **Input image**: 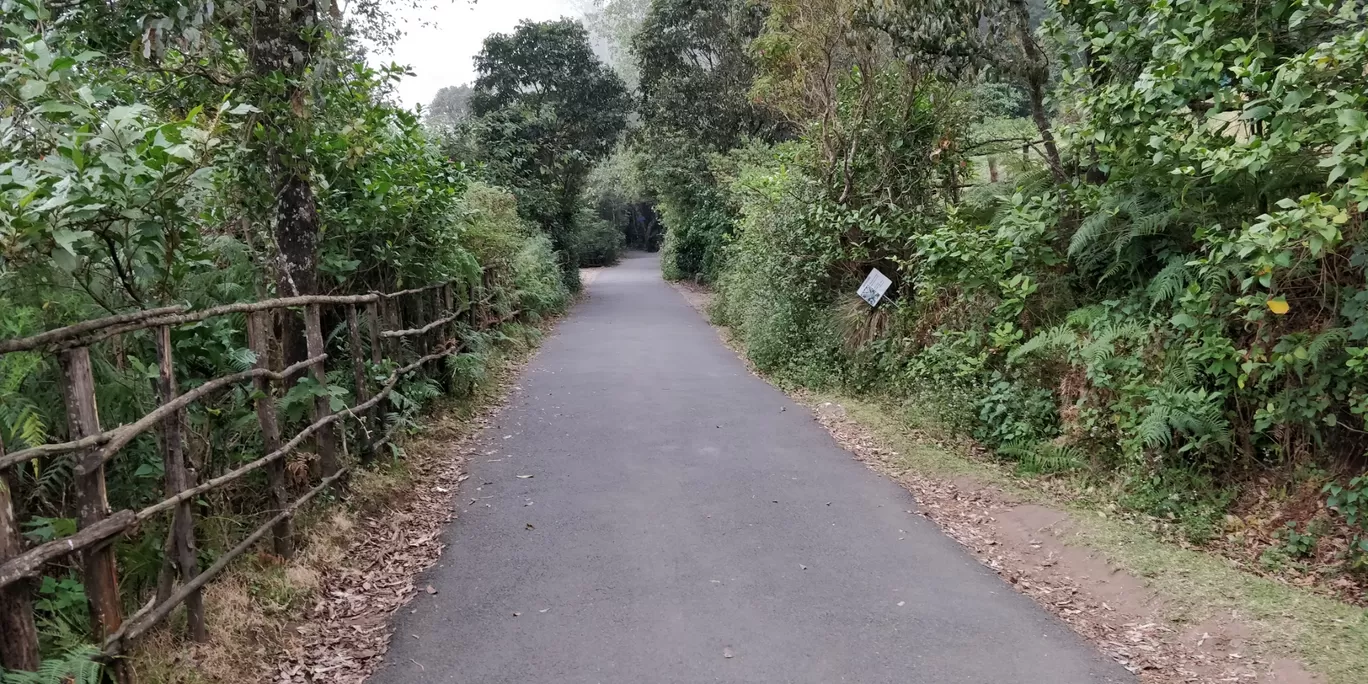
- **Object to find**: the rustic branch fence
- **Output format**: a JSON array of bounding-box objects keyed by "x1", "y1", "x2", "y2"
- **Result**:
[{"x1": 0, "y1": 280, "x2": 513, "y2": 679}]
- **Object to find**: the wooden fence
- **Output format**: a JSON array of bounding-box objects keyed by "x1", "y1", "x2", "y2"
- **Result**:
[{"x1": 0, "y1": 280, "x2": 509, "y2": 679}]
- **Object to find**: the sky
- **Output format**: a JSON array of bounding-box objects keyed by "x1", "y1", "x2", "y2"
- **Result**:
[{"x1": 370, "y1": 0, "x2": 584, "y2": 110}]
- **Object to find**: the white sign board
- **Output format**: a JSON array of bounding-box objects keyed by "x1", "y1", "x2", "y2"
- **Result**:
[{"x1": 857, "y1": 268, "x2": 892, "y2": 307}]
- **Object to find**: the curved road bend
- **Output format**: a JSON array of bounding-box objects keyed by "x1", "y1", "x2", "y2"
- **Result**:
[{"x1": 371, "y1": 252, "x2": 1131, "y2": 684}]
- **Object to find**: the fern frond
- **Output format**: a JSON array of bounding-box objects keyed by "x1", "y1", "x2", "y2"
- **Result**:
[
  {"x1": 2, "y1": 646, "x2": 103, "y2": 684},
  {"x1": 1308, "y1": 328, "x2": 1348, "y2": 365},
  {"x1": 1065, "y1": 305, "x2": 1106, "y2": 329},
  {"x1": 1068, "y1": 209, "x2": 1114, "y2": 261},
  {"x1": 1009, "y1": 325, "x2": 1076, "y2": 362},
  {"x1": 1146, "y1": 258, "x2": 1191, "y2": 306},
  {"x1": 1137, "y1": 404, "x2": 1174, "y2": 449},
  {"x1": 225, "y1": 347, "x2": 258, "y2": 373}
]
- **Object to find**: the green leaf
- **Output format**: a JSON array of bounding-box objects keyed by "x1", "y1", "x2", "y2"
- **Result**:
[
  {"x1": 51, "y1": 229, "x2": 93, "y2": 254},
  {"x1": 227, "y1": 102, "x2": 261, "y2": 116},
  {"x1": 18, "y1": 79, "x2": 47, "y2": 100}
]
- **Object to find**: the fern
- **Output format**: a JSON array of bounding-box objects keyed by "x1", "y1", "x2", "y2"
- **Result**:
[
  {"x1": 1069, "y1": 182, "x2": 1188, "y2": 283},
  {"x1": 1134, "y1": 386, "x2": 1231, "y2": 454},
  {"x1": 1136, "y1": 403, "x2": 1175, "y2": 449},
  {"x1": 1162, "y1": 347, "x2": 1203, "y2": 386},
  {"x1": 1068, "y1": 209, "x2": 1114, "y2": 261},
  {"x1": 1146, "y1": 258, "x2": 1191, "y2": 307},
  {"x1": 998, "y1": 441, "x2": 1086, "y2": 475},
  {"x1": 1, "y1": 647, "x2": 103, "y2": 684},
  {"x1": 1008, "y1": 324, "x2": 1076, "y2": 362},
  {"x1": 225, "y1": 347, "x2": 258, "y2": 373},
  {"x1": 1308, "y1": 328, "x2": 1348, "y2": 366},
  {"x1": 1065, "y1": 305, "x2": 1107, "y2": 328}
]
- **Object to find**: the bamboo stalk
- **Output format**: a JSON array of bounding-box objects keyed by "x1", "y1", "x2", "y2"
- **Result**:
[
  {"x1": 103, "y1": 468, "x2": 350, "y2": 655},
  {"x1": 0, "y1": 305, "x2": 183, "y2": 354},
  {"x1": 365, "y1": 301, "x2": 385, "y2": 464},
  {"x1": 346, "y1": 305, "x2": 372, "y2": 466}
]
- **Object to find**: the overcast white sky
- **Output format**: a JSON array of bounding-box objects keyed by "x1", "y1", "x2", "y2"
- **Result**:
[{"x1": 370, "y1": 0, "x2": 583, "y2": 110}]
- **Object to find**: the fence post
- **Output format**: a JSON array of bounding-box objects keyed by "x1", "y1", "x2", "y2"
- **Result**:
[
  {"x1": 0, "y1": 441, "x2": 40, "y2": 672},
  {"x1": 345, "y1": 305, "x2": 373, "y2": 466},
  {"x1": 414, "y1": 292, "x2": 429, "y2": 361},
  {"x1": 153, "y1": 326, "x2": 206, "y2": 642},
  {"x1": 303, "y1": 303, "x2": 339, "y2": 479},
  {"x1": 60, "y1": 347, "x2": 126, "y2": 681},
  {"x1": 247, "y1": 312, "x2": 294, "y2": 559},
  {"x1": 382, "y1": 296, "x2": 401, "y2": 361},
  {"x1": 365, "y1": 302, "x2": 386, "y2": 462},
  {"x1": 443, "y1": 283, "x2": 456, "y2": 341}
]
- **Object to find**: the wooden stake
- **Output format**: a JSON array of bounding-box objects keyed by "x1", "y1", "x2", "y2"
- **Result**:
[
  {"x1": 303, "y1": 304, "x2": 339, "y2": 478},
  {"x1": 60, "y1": 347, "x2": 127, "y2": 682},
  {"x1": 153, "y1": 326, "x2": 206, "y2": 642},
  {"x1": 382, "y1": 297, "x2": 401, "y2": 361},
  {"x1": 365, "y1": 302, "x2": 386, "y2": 463},
  {"x1": 414, "y1": 292, "x2": 429, "y2": 362},
  {"x1": 247, "y1": 312, "x2": 294, "y2": 558},
  {"x1": 0, "y1": 440, "x2": 39, "y2": 672}
]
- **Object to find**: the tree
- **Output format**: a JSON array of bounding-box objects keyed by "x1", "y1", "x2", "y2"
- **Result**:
[
  {"x1": 865, "y1": 0, "x2": 1066, "y2": 184},
  {"x1": 427, "y1": 84, "x2": 473, "y2": 128},
  {"x1": 470, "y1": 19, "x2": 631, "y2": 276},
  {"x1": 631, "y1": 0, "x2": 787, "y2": 281},
  {"x1": 578, "y1": 0, "x2": 654, "y2": 90},
  {"x1": 634, "y1": 0, "x2": 784, "y2": 151}
]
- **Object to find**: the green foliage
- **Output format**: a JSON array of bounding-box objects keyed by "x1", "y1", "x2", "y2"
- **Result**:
[
  {"x1": 974, "y1": 377, "x2": 1059, "y2": 449},
  {"x1": 31, "y1": 575, "x2": 90, "y2": 654},
  {"x1": 633, "y1": 0, "x2": 786, "y2": 281},
  {"x1": 570, "y1": 214, "x2": 625, "y2": 267},
  {"x1": 0, "y1": 0, "x2": 583, "y2": 664},
  {"x1": 638, "y1": 0, "x2": 1368, "y2": 545},
  {"x1": 1278, "y1": 522, "x2": 1319, "y2": 559},
  {"x1": 0, "y1": 647, "x2": 101, "y2": 684},
  {"x1": 1325, "y1": 476, "x2": 1368, "y2": 531},
  {"x1": 467, "y1": 19, "x2": 631, "y2": 279}
]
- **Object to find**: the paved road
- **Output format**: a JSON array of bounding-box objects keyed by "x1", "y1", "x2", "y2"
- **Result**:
[{"x1": 371, "y1": 252, "x2": 1130, "y2": 684}]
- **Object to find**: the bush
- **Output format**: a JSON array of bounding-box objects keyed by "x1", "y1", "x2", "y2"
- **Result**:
[{"x1": 571, "y1": 214, "x2": 625, "y2": 267}]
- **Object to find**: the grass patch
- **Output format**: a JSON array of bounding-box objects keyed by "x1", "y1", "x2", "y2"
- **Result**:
[{"x1": 823, "y1": 392, "x2": 1368, "y2": 684}]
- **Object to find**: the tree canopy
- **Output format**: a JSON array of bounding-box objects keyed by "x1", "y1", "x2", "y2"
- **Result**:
[{"x1": 462, "y1": 19, "x2": 632, "y2": 279}]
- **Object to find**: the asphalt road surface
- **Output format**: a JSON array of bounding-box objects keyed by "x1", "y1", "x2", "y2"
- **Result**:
[{"x1": 371, "y1": 252, "x2": 1131, "y2": 684}]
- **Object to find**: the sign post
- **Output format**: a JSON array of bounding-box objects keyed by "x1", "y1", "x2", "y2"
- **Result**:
[{"x1": 857, "y1": 268, "x2": 893, "y2": 308}]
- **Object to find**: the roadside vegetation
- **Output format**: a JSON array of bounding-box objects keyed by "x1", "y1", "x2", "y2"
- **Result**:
[
  {"x1": 0, "y1": 0, "x2": 629, "y2": 679},
  {"x1": 593, "y1": 0, "x2": 1368, "y2": 608}
]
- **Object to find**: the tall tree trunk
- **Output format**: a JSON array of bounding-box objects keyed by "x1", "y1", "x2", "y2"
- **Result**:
[
  {"x1": 1007, "y1": 0, "x2": 1065, "y2": 185},
  {"x1": 252, "y1": 1, "x2": 321, "y2": 369}
]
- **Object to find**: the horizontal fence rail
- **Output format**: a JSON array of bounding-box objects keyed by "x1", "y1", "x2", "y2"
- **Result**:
[{"x1": 0, "y1": 280, "x2": 518, "y2": 680}]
